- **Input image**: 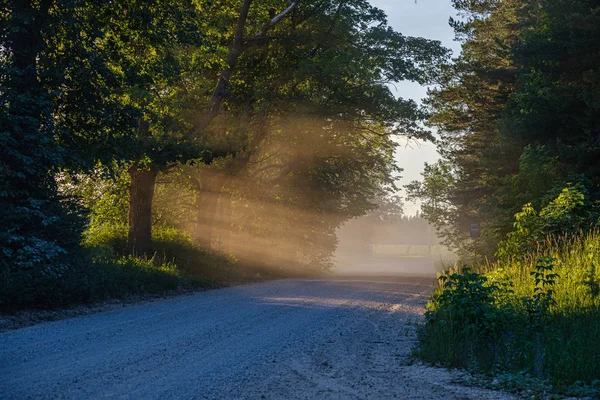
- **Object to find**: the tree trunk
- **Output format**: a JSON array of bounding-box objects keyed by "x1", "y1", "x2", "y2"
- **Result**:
[
  {"x1": 195, "y1": 172, "x2": 227, "y2": 248},
  {"x1": 128, "y1": 165, "x2": 158, "y2": 256},
  {"x1": 195, "y1": 190, "x2": 220, "y2": 248},
  {"x1": 218, "y1": 193, "x2": 233, "y2": 252}
]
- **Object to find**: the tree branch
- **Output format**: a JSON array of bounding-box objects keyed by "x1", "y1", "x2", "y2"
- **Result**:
[
  {"x1": 193, "y1": 0, "x2": 300, "y2": 136},
  {"x1": 254, "y1": 0, "x2": 301, "y2": 39},
  {"x1": 242, "y1": 34, "x2": 296, "y2": 47},
  {"x1": 192, "y1": 0, "x2": 253, "y2": 135}
]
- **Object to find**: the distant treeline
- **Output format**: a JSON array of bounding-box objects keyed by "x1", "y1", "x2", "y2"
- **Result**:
[{"x1": 337, "y1": 214, "x2": 439, "y2": 249}]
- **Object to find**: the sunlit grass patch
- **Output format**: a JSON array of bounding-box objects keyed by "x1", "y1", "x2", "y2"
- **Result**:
[{"x1": 417, "y1": 231, "x2": 600, "y2": 396}]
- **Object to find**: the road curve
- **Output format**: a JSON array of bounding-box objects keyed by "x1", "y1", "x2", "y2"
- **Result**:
[{"x1": 1, "y1": 276, "x2": 512, "y2": 399}]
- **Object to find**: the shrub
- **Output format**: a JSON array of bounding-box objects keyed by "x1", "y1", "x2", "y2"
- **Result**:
[
  {"x1": 419, "y1": 233, "x2": 600, "y2": 394},
  {"x1": 421, "y1": 267, "x2": 519, "y2": 372},
  {"x1": 496, "y1": 182, "x2": 598, "y2": 261},
  {"x1": 83, "y1": 223, "x2": 129, "y2": 256}
]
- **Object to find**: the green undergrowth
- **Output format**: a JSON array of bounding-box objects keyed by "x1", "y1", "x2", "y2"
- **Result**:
[
  {"x1": 1, "y1": 224, "x2": 292, "y2": 311},
  {"x1": 84, "y1": 224, "x2": 237, "y2": 280},
  {"x1": 1, "y1": 254, "x2": 185, "y2": 310},
  {"x1": 418, "y1": 232, "x2": 600, "y2": 397}
]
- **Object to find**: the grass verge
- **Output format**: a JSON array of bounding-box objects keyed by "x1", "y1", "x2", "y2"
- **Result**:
[
  {"x1": 1, "y1": 224, "x2": 294, "y2": 311},
  {"x1": 417, "y1": 232, "x2": 600, "y2": 397}
]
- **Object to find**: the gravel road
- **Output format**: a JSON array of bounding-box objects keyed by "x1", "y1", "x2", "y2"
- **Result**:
[{"x1": 1, "y1": 275, "x2": 513, "y2": 399}]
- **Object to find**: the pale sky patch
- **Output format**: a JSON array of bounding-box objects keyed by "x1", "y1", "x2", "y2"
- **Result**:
[{"x1": 369, "y1": 0, "x2": 460, "y2": 214}]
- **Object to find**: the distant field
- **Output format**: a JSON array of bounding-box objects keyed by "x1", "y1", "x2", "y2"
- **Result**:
[{"x1": 371, "y1": 245, "x2": 456, "y2": 263}]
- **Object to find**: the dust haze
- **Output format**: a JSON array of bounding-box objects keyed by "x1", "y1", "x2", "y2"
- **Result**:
[
  {"x1": 149, "y1": 112, "x2": 404, "y2": 275},
  {"x1": 333, "y1": 214, "x2": 455, "y2": 278}
]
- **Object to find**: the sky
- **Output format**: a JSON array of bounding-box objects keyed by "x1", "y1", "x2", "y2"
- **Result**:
[{"x1": 368, "y1": 0, "x2": 461, "y2": 214}]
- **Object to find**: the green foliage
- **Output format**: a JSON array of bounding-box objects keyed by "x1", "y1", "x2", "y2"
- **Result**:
[
  {"x1": 0, "y1": 0, "x2": 88, "y2": 292},
  {"x1": 2, "y1": 221, "x2": 256, "y2": 310},
  {"x1": 83, "y1": 223, "x2": 130, "y2": 256},
  {"x1": 405, "y1": 160, "x2": 456, "y2": 227},
  {"x1": 423, "y1": 0, "x2": 600, "y2": 259},
  {"x1": 420, "y1": 183, "x2": 600, "y2": 392},
  {"x1": 83, "y1": 222, "x2": 288, "y2": 283},
  {"x1": 540, "y1": 183, "x2": 596, "y2": 235},
  {"x1": 527, "y1": 256, "x2": 559, "y2": 315},
  {"x1": 430, "y1": 268, "x2": 514, "y2": 339},
  {"x1": 419, "y1": 232, "x2": 600, "y2": 395},
  {"x1": 497, "y1": 203, "x2": 542, "y2": 259},
  {"x1": 59, "y1": 167, "x2": 131, "y2": 230},
  {"x1": 496, "y1": 183, "x2": 598, "y2": 260},
  {"x1": 405, "y1": 160, "x2": 459, "y2": 250},
  {"x1": 149, "y1": 226, "x2": 237, "y2": 278},
  {"x1": 85, "y1": 224, "x2": 222, "y2": 271},
  {"x1": 92, "y1": 257, "x2": 181, "y2": 298}
]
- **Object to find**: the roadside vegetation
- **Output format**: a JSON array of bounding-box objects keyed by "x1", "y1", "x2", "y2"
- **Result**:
[
  {"x1": 1, "y1": 225, "x2": 267, "y2": 310},
  {"x1": 409, "y1": 0, "x2": 600, "y2": 396},
  {"x1": 420, "y1": 216, "x2": 600, "y2": 396}
]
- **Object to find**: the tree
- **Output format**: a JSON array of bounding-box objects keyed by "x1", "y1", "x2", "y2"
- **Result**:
[
  {"x1": 109, "y1": 0, "x2": 305, "y2": 255},
  {"x1": 405, "y1": 161, "x2": 457, "y2": 241},
  {"x1": 132, "y1": 0, "x2": 449, "y2": 269},
  {"x1": 180, "y1": 0, "x2": 449, "y2": 266},
  {"x1": 422, "y1": 0, "x2": 600, "y2": 258},
  {"x1": 0, "y1": 0, "x2": 139, "y2": 278},
  {"x1": 0, "y1": 0, "x2": 71, "y2": 278}
]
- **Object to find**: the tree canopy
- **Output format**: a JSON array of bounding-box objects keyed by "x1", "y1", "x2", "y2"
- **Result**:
[
  {"x1": 1, "y1": 0, "x2": 448, "y2": 301},
  {"x1": 407, "y1": 0, "x2": 600, "y2": 260}
]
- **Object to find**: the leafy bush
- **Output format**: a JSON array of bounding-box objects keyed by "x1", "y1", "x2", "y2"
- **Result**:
[
  {"x1": 419, "y1": 233, "x2": 600, "y2": 395},
  {"x1": 496, "y1": 182, "x2": 598, "y2": 260},
  {"x1": 431, "y1": 268, "x2": 513, "y2": 338},
  {"x1": 421, "y1": 267, "x2": 518, "y2": 371}
]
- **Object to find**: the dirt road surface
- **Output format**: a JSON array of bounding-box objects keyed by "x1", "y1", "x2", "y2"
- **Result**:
[{"x1": 1, "y1": 273, "x2": 513, "y2": 399}]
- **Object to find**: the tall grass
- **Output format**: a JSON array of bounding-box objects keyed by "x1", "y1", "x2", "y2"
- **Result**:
[
  {"x1": 84, "y1": 223, "x2": 291, "y2": 282},
  {"x1": 481, "y1": 232, "x2": 600, "y2": 312},
  {"x1": 418, "y1": 231, "x2": 600, "y2": 396},
  {"x1": 84, "y1": 223, "x2": 239, "y2": 282}
]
